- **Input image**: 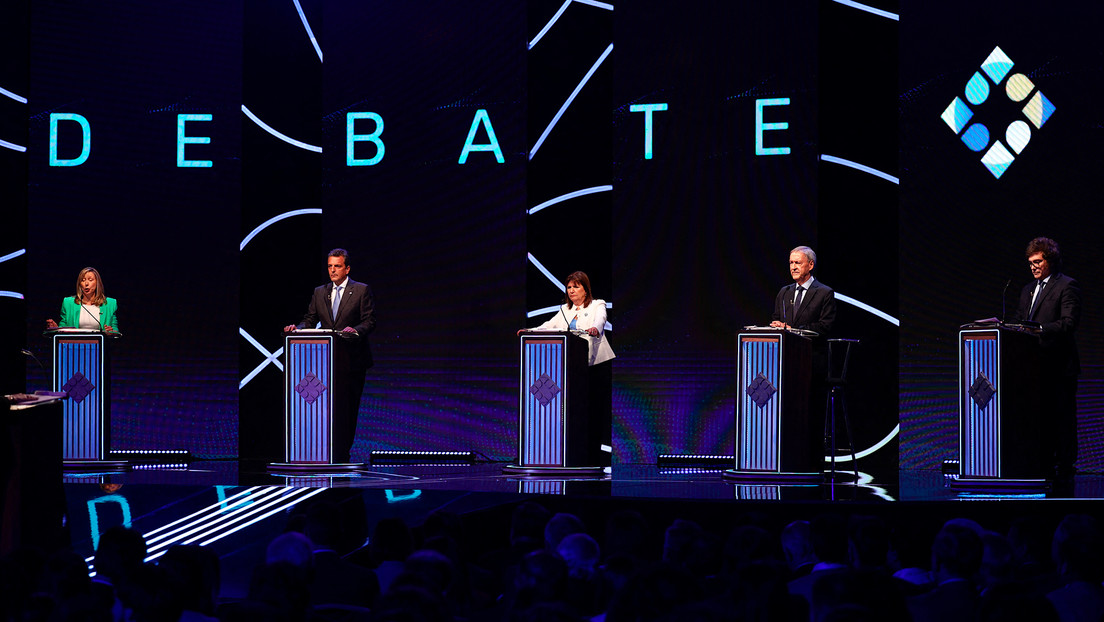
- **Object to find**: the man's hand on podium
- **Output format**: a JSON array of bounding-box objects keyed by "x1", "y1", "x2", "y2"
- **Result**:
[
  {"x1": 769, "y1": 321, "x2": 790, "y2": 329},
  {"x1": 283, "y1": 325, "x2": 297, "y2": 332}
]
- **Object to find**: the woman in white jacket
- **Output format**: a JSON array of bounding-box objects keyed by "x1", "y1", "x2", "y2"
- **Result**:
[
  {"x1": 530, "y1": 271, "x2": 615, "y2": 366},
  {"x1": 521, "y1": 271, "x2": 615, "y2": 468}
]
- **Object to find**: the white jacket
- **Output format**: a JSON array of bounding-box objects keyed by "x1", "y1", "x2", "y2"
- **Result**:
[{"x1": 534, "y1": 299, "x2": 616, "y2": 366}]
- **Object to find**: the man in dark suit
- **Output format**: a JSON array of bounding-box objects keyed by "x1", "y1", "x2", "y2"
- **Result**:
[
  {"x1": 1011, "y1": 237, "x2": 1080, "y2": 480},
  {"x1": 285, "y1": 248, "x2": 375, "y2": 463},
  {"x1": 770, "y1": 246, "x2": 837, "y2": 338},
  {"x1": 770, "y1": 246, "x2": 837, "y2": 458}
]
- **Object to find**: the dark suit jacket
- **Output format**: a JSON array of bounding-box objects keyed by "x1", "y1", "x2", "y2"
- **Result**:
[
  {"x1": 772, "y1": 279, "x2": 837, "y2": 338},
  {"x1": 296, "y1": 278, "x2": 376, "y2": 369},
  {"x1": 1012, "y1": 272, "x2": 1080, "y2": 377}
]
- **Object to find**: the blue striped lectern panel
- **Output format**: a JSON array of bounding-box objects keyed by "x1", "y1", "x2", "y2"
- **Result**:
[
  {"x1": 285, "y1": 336, "x2": 334, "y2": 463},
  {"x1": 519, "y1": 336, "x2": 568, "y2": 467},
  {"x1": 54, "y1": 334, "x2": 106, "y2": 461},
  {"x1": 736, "y1": 334, "x2": 782, "y2": 472},
  {"x1": 960, "y1": 330, "x2": 1001, "y2": 477}
]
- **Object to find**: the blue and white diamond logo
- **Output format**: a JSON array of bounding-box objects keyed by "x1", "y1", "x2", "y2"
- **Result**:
[{"x1": 942, "y1": 46, "x2": 1056, "y2": 179}]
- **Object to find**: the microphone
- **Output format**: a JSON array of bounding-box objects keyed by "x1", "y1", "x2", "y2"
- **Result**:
[
  {"x1": 560, "y1": 305, "x2": 572, "y2": 330},
  {"x1": 21, "y1": 349, "x2": 45, "y2": 370},
  {"x1": 1001, "y1": 278, "x2": 1012, "y2": 323},
  {"x1": 80, "y1": 300, "x2": 105, "y2": 332}
]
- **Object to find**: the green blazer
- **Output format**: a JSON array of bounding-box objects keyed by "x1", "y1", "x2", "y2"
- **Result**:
[{"x1": 59, "y1": 297, "x2": 119, "y2": 331}]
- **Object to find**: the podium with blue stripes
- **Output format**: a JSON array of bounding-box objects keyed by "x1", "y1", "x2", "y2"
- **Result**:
[
  {"x1": 725, "y1": 330, "x2": 818, "y2": 482},
  {"x1": 505, "y1": 331, "x2": 603, "y2": 475},
  {"x1": 271, "y1": 332, "x2": 360, "y2": 471},
  {"x1": 52, "y1": 330, "x2": 126, "y2": 469},
  {"x1": 954, "y1": 325, "x2": 1046, "y2": 488}
]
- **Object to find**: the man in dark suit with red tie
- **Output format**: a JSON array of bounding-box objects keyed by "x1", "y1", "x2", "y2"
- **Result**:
[
  {"x1": 1011, "y1": 237, "x2": 1081, "y2": 481},
  {"x1": 285, "y1": 248, "x2": 376, "y2": 463}
]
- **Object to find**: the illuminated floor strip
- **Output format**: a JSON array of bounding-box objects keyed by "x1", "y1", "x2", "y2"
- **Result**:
[
  {"x1": 142, "y1": 487, "x2": 264, "y2": 544},
  {"x1": 530, "y1": 43, "x2": 614, "y2": 160},
  {"x1": 144, "y1": 488, "x2": 278, "y2": 550},
  {"x1": 86, "y1": 487, "x2": 325, "y2": 570},
  {"x1": 1, "y1": 138, "x2": 27, "y2": 152},
  {"x1": 241, "y1": 104, "x2": 322, "y2": 153},
  {"x1": 0, "y1": 86, "x2": 27, "y2": 103},
  {"x1": 146, "y1": 487, "x2": 327, "y2": 562},
  {"x1": 834, "y1": 293, "x2": 899, "y2": 326},
  {"x1": 528, "y1": 185, "x2": 613, "y2": 215},
  {"x1": 292, "y1": 0, "x2": 323, "y2": 62},
  {"x1": 196, "y1": 488, "x2": 327, "y2": 548},
  {"x1": 830, "y1": 0, "x2": 899, "y2": 21},
  {"x1": 820, "y1": 154, "x2": 899, "y2": 184},
  {"x1": 240, "y1": 208, "x2": 321, "y2": 251}
]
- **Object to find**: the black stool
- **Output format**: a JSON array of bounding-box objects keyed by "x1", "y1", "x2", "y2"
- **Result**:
[{"x1": 824, "y1": 339, "x2": 859, "y2": 481}]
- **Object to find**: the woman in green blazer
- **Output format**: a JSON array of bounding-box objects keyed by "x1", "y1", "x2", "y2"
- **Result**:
[{"x1": 46, "y1": 266, "x2": 119, "y2": 332}]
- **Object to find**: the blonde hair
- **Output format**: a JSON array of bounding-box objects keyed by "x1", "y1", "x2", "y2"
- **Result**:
[{"x1": 74, "y1": 267, "x2": 107, "y2": 306}]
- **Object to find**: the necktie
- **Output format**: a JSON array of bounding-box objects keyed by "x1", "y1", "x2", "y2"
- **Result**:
[
  {"x1": 1028, "y1": 280, "x2": 1045, "y2": 320},
  {"x1": 793, "y1": 287, "x2": 805, "y2": 316},
  {"x1": 332, "y1": 285, "x2": 342, "y2": 321}
]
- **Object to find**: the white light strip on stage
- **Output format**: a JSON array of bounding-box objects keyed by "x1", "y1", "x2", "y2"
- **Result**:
[
  {"x1": 146, "y1": 488, "x2": 326, "y2": 561},
  {"x1": 292, "y1": 0, "x2": 323, "y2": 62},
  {"x1": 142, "y1": 487, "x2": 269, "y2": 546},
  {"x1": 824, "y1": 424, "x2": 900, "y2": 463},
  {"x1": 530, "y1": 43, "x2": 613, "y2": 160},
  {"x1": 239, "y1": 328, "x2": 284, "y2": 389},
  {"x1": 820, "y1": 154, "x2": 899, "y2": 184},
  {"x1": 242, "y1": 104, "x2": 322, "y2": 153},
  {"x1": 1, "y1": 138, "x2": 27, "y2": 152},
  {"x1": 0, "y1": 86, "x2": 27, "y2": 103},
  {"x1": 240, "y1": 208, "x2": 321, "y2": 251},
  {"x1": 835, "y1": 293, "x2": 899, "y2": 326},
  {"x1": 830, "y1": 0, "x2": 898, "y2": 21},
  {"x1": 529, "y1": 0, "x2": 614, "y2": 50},
  {"x1": 528, "y1": 185, "x2": 613, "y2": 215},
  {"x1": 0, "y1": 249, "x2": 26, "y2": 264}
]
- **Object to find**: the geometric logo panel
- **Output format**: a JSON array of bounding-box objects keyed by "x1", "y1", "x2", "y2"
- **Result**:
[
  {"x1": 746, "y1": 372, "x2": 778, "y2": 409},
  {"x1": 968, "y1": 372, "x2": 996, "y2": 410},
  {"x1": 942, "y1": 46, "x2": 1056, "y2": 179},
  {"x1": 62, "y1": 371, "x2": 95, "y2": 403},
  {"x1": 294, "y1": 372, "x2": 327, "y2": 405},
  {"x1": 529, "y1": 373, "x2": 562, "y2": 407}
]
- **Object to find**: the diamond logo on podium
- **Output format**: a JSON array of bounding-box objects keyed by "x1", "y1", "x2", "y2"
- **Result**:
[
  {"x1": 529, "y1": 373, "x2": 561, "y2": 407},
  {"x1": 969, "y1": 372, "x2": 996, "y2": 410},
  {"x1": 746, "y1": 372, "x2": 778, "y2": 409},
  {"x1": 62, "y1": 371, "x2": 95, "y2": 403},
  {"x1": 295, "y1": 373, "x2": 327, "y2": 404}
]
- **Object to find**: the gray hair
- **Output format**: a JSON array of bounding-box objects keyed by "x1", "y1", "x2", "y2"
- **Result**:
[{"x1": 790, "y1": 246, "x2": 816, "y2": 266}]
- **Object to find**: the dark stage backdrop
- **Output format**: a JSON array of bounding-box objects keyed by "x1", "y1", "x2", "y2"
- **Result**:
[
  {"x1": 320, "y1": 2, "x2": 527, "y2": 459},
  {"x1": 14, "y1": 1, "x2": 907, "y2": 467},
  {"x1": 899, "y1": 2, "x2": 1104, "y2": 471},
  {"x1": 25, "y1": 1, "x2": 242, "y2": 457},
  {"x1": 611, "y1": 1, "x2": 820, "y2": 461}
]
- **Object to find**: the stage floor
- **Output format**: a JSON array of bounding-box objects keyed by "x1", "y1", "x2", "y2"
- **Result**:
[
  {"x1": 30, "y1": 461, "x2": 1104, "y2": 601},
  {"x1": 60, "y1": 460, "x2": 1104, "y2": 501}
]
